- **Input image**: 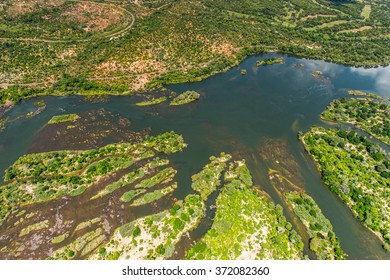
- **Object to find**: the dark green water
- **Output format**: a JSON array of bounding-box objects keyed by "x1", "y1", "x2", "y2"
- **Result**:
[{"x1": 1, "y1": 54, "x2": 389, "y2": 259}]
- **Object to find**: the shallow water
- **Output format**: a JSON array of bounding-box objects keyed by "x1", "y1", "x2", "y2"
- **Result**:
[{"x1": 1, "y1": 54, "x2": 389, "y2": 259}]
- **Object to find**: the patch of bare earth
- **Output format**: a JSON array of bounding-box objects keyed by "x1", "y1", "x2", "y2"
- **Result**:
[
  {"x1": 62, "y1": 2, "x2": 126, "y2": 32},
  {"x1": 94, "y1": 59, "x2": 168, "y2": 90},
  {"x1": 300, "y1": 14, "x2": 336, "y2": 21},
  {"x1": 338, "y1": 26, "x2": 373, "y2": 33},
  {"x1": 5, "y1": 0, "x2": 65, "y2": 16},
  {"x1": 211, "y1": 42, "x2": 239, "y2": 58}
]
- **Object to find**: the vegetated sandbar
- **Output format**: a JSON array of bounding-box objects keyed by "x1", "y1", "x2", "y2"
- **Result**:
[
  {"x1": 87, "y1": 154, "x2": 305, "y2": 260},
  {"x1": 48, "y1": 113, "x2": 80, "y2": 124},
  {"x1": 256, "y1": 57, "x2": 284, "y2": 67},
  {"x1": 135, "y1": 96, "x2": 167, "y2": 106},
  {"x1": 170, "y1": 91, "x2": 200, "y2": 106},
  {"x1": 0, "y1": 131, "x2": 187, "y2": 226},
  {"x1": 285, "y1": 192, "x2": 345, "y2": 259}
]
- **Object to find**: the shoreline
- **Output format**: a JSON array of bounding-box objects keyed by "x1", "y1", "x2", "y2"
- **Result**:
[{"x1": 1, "y1": 50, "x2": 389, "y2": 107}]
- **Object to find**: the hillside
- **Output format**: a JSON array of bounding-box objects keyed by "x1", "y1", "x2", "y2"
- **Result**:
[{"x1": 0, "y1": 0, "x2": 389, "y2": 103}]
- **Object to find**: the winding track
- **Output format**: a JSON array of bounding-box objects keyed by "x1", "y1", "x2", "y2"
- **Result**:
[{"x1": 0, "y1": 0, "x2": 135, "y2": 43}]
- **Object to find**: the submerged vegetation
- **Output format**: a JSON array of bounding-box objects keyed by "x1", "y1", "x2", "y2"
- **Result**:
[
  {"x1": 301, "y1": 127, "x2": 390, "y2": 248},
  {"x1": 321, "y1": 97, "x2": 390, "y2": 145}
]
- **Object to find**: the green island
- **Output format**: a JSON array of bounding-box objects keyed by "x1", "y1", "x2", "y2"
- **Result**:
[
  {"x1": 26, "y1": 100, "x2": 46, "y2": 118},
  {"x1": 301, "y1": 127, "x2": 390, "y2": 249},
  {"x1": 256, "y1": 57, "x2": 284, "y2": 67},
  {"x1": 0, "y1": 131, "x2": 186, "y2": 226},
  {"x1": 311, "y1": 70, "x2": 323, "y2": 77},
  {"x1": 1, "y1": 0, "x2": 388, "y2": 104},
  {"x1": 44, "y1": 152, "x2": 308, "y2": 260},
  {"x1": 347, "y1": 90, "x2": 380, "y2": 99},
  {"x1": 135, "y1": 96, "x2": 167, "y2": 107},
  {"x1": 285, "y1": 192, "x2": 345, "y2": 260},
  {"x1": 191, "y1": 153, "x2": 231, "y2": 200},
  {"x1": 321, "y1": 97, "x2": 390, "y2": 145},
  {"x1": 87, "y1": 194, "x2": 204, "y2": 260},
  {"x1": 187, "y1": 160, "x2": 303, "y2": 260},
  {"x1": 47, "y1": 113, "x2": 80, "y2": 124},
  {"x1": 170, "y1": 91, "x2": 201, "y2": 106}
]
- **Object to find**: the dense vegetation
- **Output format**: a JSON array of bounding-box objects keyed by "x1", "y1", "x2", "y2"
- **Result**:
[
  {"x1": 285, "y1": 192, "x2": 345, "y2": 259},
  {"x1": 191, "y1": 153, "x2": 231, "y2": 200},
  {"x1": 1, "y1": 0, "x2": 389, "y2": 103},
  {"x1": 187, "y1": 160, "x2": 303, "y2": 260},
  {"x1": 48, "y1": 113, "x2": 80, "y2": 124},
  {"x1": 89, "y1": 194, "x2": 205, "y2": 260},
  {"x1": 170, "y1": 91, "x2": 201, "y2": 106},
  {"x1": 43, "y1": 152, "x2": 308, "y2": 260},
  {"x1": 301, "y1": 127, "x2": 390, "y2": 248},
  {"x1": 256, "y1": 57, "x2": 284, "y2": 66},
  {"x1": 321, "y1": 97, "x2": 390, "y2": 145},
  {"x1": 0, "y1": 131, "x2": 187, "y2": 226}
]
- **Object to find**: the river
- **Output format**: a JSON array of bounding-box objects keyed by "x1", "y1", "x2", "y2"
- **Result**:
[{"x1": 1, "y1": 54, "x2": 389, "y2": 259}]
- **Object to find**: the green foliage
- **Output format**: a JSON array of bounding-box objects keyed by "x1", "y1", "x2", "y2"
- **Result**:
[
  {"x1": 256, "y1": 57, "x2": 284, "y2": 66},
  {"x1": 133, "y1": 226, "x2": 141, "y2": 237},
  {"x1": 145, "y1": 131, "x2": 187, "y2": 154},
  {"x1": 104, "y1": 194, "x2": 204, "y2": 260},
  {"x1": 321, "y1": 98, "x2": 390, "y2": 145},
  {"x1": 136, "y1": 96, "x2": 167, "y2": 106},
  {"x1": 170, "y1": 91, "x2": 200, "y2": 106},
  {"x1": 120, "y1": 189, "x2": 146, "y2": 203},
  {"x1": 187, "y1": 161, "x2": 303, "y2": 260},
  {"x1": 302, "y1": 127, "x2": 390, "y2": 247},
  {"x1": 285, "y1": 192, "x2": 345, "y2": 260},
  {"x1": 0, "y1": 131, "x2": 185, "y2": 227},
  {"x1": 47, "y1": 113, "x2": 80, "y2": 124},
  {"x1": 1, "y1": 0, "x2": 388, "y2": 104},
  {"x1": 191, "y1": 153, "x2": 231, "y2": 200}
]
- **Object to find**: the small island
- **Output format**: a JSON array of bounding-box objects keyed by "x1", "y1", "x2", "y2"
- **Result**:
[
  {"x1": 311, "y1": 70, "x2": 323, "y2": 77},
  {"x1": 48, "y1": 114, "x2": 80, "y2": 124},
  {"x1": 256, "y1": 57, "x2": 284, "y2": 67},
  {"x1": 347, "y1": 90, "x2": 380, "y2": 99},
  {"x1": 170, "y1": 91, "x2": 200, "y2": 106},
  {"x1": 136, "y1": 97, "x2": 167, "y2": 107}
]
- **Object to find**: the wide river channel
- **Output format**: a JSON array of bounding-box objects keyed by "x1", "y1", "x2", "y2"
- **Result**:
[{"x1": 1, "y1": 54, "x2": 389, "y2": 259}]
